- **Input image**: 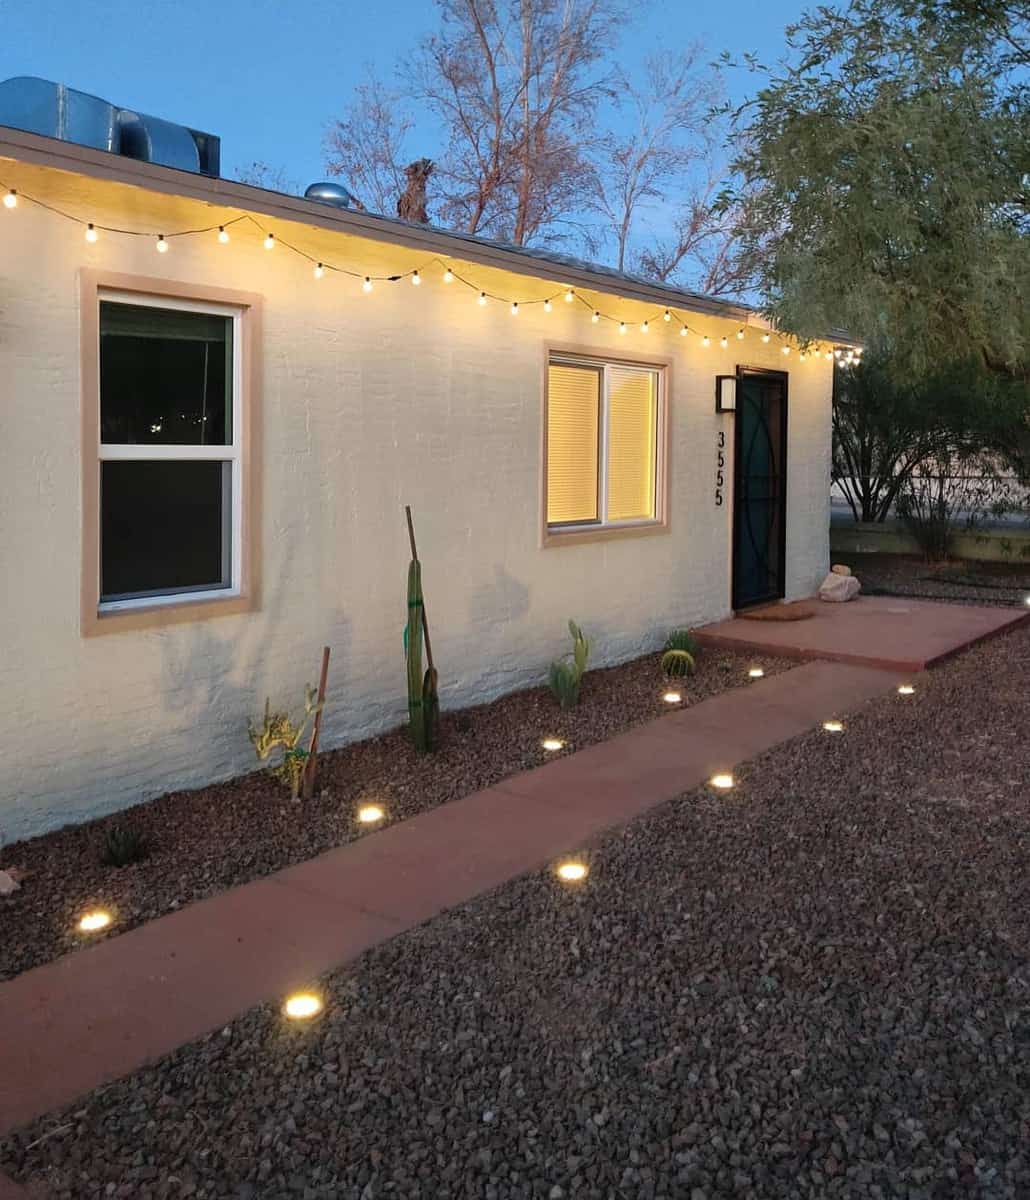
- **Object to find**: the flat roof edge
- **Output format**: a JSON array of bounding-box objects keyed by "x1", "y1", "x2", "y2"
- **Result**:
[
  {"x1": 0, "y1": 124, "x2": 860, "y2": 344},
  {"x1": 0, "y1": 125, "x2": 762, "y2": 319}
]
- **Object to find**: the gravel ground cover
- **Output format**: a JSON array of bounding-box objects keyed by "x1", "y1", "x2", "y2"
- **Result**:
[
  {"x1": 0, "y1": 646, "x2": 792, "y2": 983},
  {"x1": 5, "y1": 627, "x2": 1028, "y2": 1199},
  {"x1": 841, "y1": 552, "x2": 1030, "y2": 607}
]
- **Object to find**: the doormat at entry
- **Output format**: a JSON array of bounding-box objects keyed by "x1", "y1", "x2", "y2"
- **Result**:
[{"x1": 737, "y1": 600, "x2": 816, "y2": 621}]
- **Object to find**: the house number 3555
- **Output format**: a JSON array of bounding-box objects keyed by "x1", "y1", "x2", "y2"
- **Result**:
[{"x1": 715, "y1": 431, "x2": 726, "y2": 506}]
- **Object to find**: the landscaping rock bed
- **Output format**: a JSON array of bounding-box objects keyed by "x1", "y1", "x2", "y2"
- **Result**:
[
  {"x1": 4, "y1": 626, "x2": 1028, "y2": 1198},
  {"x1": 0, "y1": 647, "x2": 792, "y2": 983},
  {"x1": 840, "y1": 552, "x2": 1030, "y2": 607}
]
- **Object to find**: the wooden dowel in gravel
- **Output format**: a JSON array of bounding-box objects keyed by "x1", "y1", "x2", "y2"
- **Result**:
[{"x1": 302, "y1": 645, "x2": 331, "y2": 800}]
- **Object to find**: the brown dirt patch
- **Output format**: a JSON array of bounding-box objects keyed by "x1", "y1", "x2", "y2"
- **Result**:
[
  {"x1": 4, "y1": 627, "x2": 1028, "y2": 1198},
  {"x1": 0, "y1": 646, "x2": 792, "y2": 983}
]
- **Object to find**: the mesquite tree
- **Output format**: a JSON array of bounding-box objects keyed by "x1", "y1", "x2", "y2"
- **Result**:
[{"x1": 727, "y1": 0, "x2": 1028, "y2": 383}]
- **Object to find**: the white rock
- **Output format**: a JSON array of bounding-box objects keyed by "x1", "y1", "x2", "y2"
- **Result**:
[
  {"x1": 0, "y1": 869, "x2": 20, "y2": 895},
  {"x1": 819, "y1": 572, "x2": 861, "y2": 602},
  {"x1": 831, "y1": 563, "x2": 852, "y2": 576}
]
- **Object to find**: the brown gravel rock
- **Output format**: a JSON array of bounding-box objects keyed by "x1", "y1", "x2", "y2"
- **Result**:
[
  {"x1": 841, "y1": 552, "x2": 1030, "y2": 607},
  {"x1": 0, "y1": 648, "x2": 790, "y2": 982},
  {"x1": 4, "y1": 627, "x2": 1029, "y2": 1198}
]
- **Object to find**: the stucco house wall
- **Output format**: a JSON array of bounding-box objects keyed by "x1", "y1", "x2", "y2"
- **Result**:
[{"x1": 0, "y1": 158, "x2": 832, "y2": 840}]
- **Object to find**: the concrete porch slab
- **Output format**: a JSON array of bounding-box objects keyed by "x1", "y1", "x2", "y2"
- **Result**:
[{"x1": 694, "y1": 595, "x2": 1029, "y2": 672}]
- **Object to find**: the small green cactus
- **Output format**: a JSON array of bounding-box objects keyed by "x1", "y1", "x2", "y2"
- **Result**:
[
  {"x1": 661, "y1": 629, "x2": 699, "y2": 677},
  {"x1": 548, "y1": 620, "x2": 591, "y2": 708},
  {"x1": 99, "y1": 826, "x2": 149, "y2": 868},
  {"x1": 248, "y1": 685, "x2": 322, "y2": 801}
]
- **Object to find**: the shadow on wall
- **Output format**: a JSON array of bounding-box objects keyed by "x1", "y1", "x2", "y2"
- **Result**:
[{"x1": 468, "y1": 563, "x2": 532, "y2": 630}]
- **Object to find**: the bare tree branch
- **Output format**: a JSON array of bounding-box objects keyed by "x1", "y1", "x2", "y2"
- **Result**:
[{"x1": 323, "y1": 77, "x2": 415, "y2": 214}]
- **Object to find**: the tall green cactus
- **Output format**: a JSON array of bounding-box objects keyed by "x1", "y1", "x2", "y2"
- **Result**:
[
  {"x1": 406, "y1": 558, "x2": 430, "y2": 752},
  {"x1": 404, "y1": 508, "x2": 438, "y2": 753}
]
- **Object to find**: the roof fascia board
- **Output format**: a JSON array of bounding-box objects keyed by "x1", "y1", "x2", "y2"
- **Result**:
[{"x1": 0, "y1": 124, "x2": 758, "y2": 322}]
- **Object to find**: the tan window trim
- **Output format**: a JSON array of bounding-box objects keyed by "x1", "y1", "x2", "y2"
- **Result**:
[
  {"x1": 540, "y1": 342, "x2": 671, "y2": 548},
  {"x1": 79, "y1": 269, "x2": 262, "y2": 636}
]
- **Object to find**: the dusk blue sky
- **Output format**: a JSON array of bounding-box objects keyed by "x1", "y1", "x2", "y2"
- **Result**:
[{"x1": 1, "y1": 0, "x2": 805, "y2": 189}]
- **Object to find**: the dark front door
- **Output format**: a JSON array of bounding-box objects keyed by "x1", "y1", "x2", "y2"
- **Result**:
[{"x1": 732, "y1": 368, "x2": 788, "y2": 609}]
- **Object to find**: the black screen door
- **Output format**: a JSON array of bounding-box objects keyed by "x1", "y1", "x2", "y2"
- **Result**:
[{"x1": 732, "y1": 368, "x2": 788, "y2": 609}]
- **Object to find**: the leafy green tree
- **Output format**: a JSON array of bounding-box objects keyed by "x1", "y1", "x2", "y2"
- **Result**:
[
  {"x1": 832, "y1": 356, "x2": 939, "y2": 522},
  {"x1": 729, "y1": 0, "x2": 1028, "y2": 383},
  {"x1": 834, "y1": 350, "x2": 1030, "y2": 522}
]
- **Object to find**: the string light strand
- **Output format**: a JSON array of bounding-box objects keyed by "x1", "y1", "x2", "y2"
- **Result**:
[{"x1": 0, "y1": 177, "x2": 858, "y2": 359}]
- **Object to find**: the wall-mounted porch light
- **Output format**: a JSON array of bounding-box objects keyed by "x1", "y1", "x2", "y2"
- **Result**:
[{"x1": 715, "y1": 375, "x2": 736, "y2": 413}]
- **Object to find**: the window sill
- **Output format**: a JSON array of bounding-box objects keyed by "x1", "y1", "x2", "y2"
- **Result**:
[
  {"x1": 542, "y1": 519, "x2": 669, "y2": 549},
  {"x1": 82, "y1": 590, "x2": 253, "y2": 636}
]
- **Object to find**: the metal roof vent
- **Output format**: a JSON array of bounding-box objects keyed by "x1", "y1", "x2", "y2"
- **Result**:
[
  {"x1": 0, "y1": 76, "x2": 118, "y2": 153},
  {"x1": 0, "y1": 75, "x2": 220, "y2": 176},
  {"x1": 304, "y1": 181, "x2": 359, "y2": 209}
]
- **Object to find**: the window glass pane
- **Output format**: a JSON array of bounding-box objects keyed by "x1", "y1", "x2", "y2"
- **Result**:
[
  {"x1": 100, "y1": 302, "x2": 232, "y2": 445},
  {"x1": 606, "y1": 366, "x2": 658, "y2": 522},
  {"x1": 101, "y1": 461, "x2": 231, "y2": 601},
  {"x1": 547, "y1": 364, "x2": 600, "y2": 524}
]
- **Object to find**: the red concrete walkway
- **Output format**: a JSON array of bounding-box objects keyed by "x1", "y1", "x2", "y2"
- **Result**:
[
  {"x1": 0, "y1": 661, "x2": 900, "y2": 1144},
  {"x1": 695, "y1": 595, "x2": 1028, "y2": 671}
]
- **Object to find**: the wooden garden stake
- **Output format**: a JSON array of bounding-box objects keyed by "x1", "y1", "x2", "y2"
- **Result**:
[{"x1": 302, "y1": 645, "x2": 331, "y2": 799}]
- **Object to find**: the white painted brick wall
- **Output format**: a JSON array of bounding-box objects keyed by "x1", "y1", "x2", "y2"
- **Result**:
[{"x1": 0, "y1": 184, "x2": 831, "y2": 840}]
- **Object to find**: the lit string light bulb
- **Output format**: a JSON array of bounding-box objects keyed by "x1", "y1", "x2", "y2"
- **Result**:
[
  {"x1": 663, "y1": 309, "x2": 671, "y2": 322},
  {"x1": 737, "y1": 328, "x2": 745, "y2": 340},
  {"x1": 3, "y1": 188, "x2": 17, "y2": 209},
  {"x1": 85, "y1": 223, "x2": 98, "y2": 243},
  {"x1": 363, "y1": 277, "x2": 373, "y2": 293},
  {"x1": 641, "y1": 320, "x2": 649, "y2": 334},
  {"x1": 544, "y1": 299, "x2": 552, "y2": 313},
  {"x1": 782, "y1": 345, "x2": 791, "y2": 356},
  {"x1": 702, "y1": 335, "x2": 710, "y2": 348},
  {"x1": 411, "y1": 269, "x2": 421, "y2": 286},
  {"x1": 679, "y1": 326, "x2": 687, "y2": 337},
  {"x1": 619, "y1": 321, "x2": 627, "y2": 334},
  {"x1": 313, "y1": 262, "x2": 324, "y2": 279},
  {"x1": 478, "y1": 291, "x2": 487, "y2": 306},
  {"x1": 564, "y1": 288, "x2": 574, "y2": 303},
  {"x1": 156, "y1": 234, "x2": 169, "y2": 253},
  {"x1": 799, "y1": 352, "x2": 807, "y2": 362},
  {"x1": 761, "y1": 333, "x2": 770, "y2": 344},
  {"x1": 263, "y1": 233, "x2": 275, "y2": 250},
  {"x1": 592, "y1": 311, "x2": 599, "y2": 323},
  {"x1": 824, "y1": 349, "x2": 833, "y2": 360},
  {"x1": 720, "y1": 336, "x2": 728, "y2": 348},
  {"x1": 218, "y1": 225, "x2": 229, "y2": 244},
  {"x1": 510, "y1": 301, "x2": 519, "y2": 316},
  {"x1": 443, "y1": 267, "x2": 453, "y2": 283}
]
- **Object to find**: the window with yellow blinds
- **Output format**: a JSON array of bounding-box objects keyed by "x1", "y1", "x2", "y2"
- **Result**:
[
  {"x1": 546, "y1": 364, "x2": 601, "y2": 524},
  {"x1": 546, "y1": 355, "x2": 664, "y2": 534},
  {"x1": 607, "y1": 365, "x2": 658, "y2": 521}
]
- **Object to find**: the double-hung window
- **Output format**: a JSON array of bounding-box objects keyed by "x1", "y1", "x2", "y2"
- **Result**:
[
  {"x1": 94, "y1": 290, "x2": 244, "y2": 617},
  {"x1": 545, "y1": 353, "x2": 666, "y2": 538}
]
